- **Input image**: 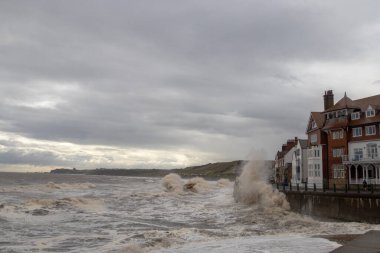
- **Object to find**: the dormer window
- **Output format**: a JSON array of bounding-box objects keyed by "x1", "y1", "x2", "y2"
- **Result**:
[
  {"x1": 366, "y1": 106, "x2": 375, "y2": 118},
  {"x1": 351, "y1": 112, "x2": 360, "y2": 120},
  {"x1": 311, "y1": 121, "x2": 317, "y2": 129}
]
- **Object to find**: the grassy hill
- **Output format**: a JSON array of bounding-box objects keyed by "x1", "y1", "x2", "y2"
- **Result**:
[{"x1": 51, "y1": 160, "x2": 247, "y2": 179}]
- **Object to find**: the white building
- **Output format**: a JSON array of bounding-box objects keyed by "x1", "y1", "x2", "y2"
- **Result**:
[
  {"x1": 346, "y1": 140, "x2": 380, "y2": 185},
  {"x1": 291, "y1": 139, "x2": 308, "y2": 185}
]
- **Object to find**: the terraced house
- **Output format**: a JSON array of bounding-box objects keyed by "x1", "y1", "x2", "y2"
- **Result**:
[{"x1": 307, "y1": 90, "x2": 380, "y2": 188}]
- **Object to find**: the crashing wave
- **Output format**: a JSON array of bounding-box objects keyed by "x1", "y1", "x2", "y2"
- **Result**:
[{"x1": 233, "y1": 160, "x2": 289, "y2": 210}]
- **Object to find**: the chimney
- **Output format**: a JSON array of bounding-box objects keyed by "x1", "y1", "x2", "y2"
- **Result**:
[{"x1": 323, "y1": 90, "x2": 334, "y2": 111}]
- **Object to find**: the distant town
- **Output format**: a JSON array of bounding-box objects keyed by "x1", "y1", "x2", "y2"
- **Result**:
[{"x1": 274, "y1": 90, "x2": 380, "y2": 190}]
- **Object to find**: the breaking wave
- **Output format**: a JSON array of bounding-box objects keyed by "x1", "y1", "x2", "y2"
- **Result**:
[
  {"x1": 184, "y1": 177, "x2": 209, "y2": 193},
  {"x1": 162, "y1": 173, "x2": 184, "y2": 193},
  {"x1": 216, "y1": 179, "x2": 232, "y2": 188},
  {"x1": 162, "y1": 174, "x2": 211, "y2": 193},
  {"x1": 234, "y1": 159, "x2": 289, "y2": 210}
]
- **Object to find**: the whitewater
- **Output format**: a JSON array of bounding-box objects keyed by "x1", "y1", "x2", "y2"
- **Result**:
[{"x1": 0, "y1": 168, "x2": 379, "y2": 252}]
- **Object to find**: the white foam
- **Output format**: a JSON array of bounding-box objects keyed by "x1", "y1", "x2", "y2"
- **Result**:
[{"x1": 151, "y1": 235, "x2": 341, "y2": 253}]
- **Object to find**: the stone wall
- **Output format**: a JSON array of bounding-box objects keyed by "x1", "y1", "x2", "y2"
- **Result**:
[{"x1": 285, "y1": 191, "x2": 380, "y2": 223}]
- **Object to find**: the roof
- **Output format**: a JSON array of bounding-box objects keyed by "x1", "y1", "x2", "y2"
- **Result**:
[
  {"x1": 311, "y1": 112, "x2": 325, "y2": 128},
  {"x1": 298, "y1": 139, "x2": 308, "y2": 149},
  {"x1": 349, "y1": 113, "x2": 380, "y2": 127},
  {"x1": 324, "y1": 94, "x2": 361, "y2": 112},
  {"x1": 353, "y1": 94, "x2": 380, "y2": 111},
  {"x1": 322, "y1": 117, "x2": 348, "y2": 131},
  {"x1": 322, "y1": 93, "x2": 380, "y2": 131}
]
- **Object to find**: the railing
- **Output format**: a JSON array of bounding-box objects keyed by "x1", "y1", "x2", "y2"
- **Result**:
[
  {"x1": 342, "y1": 154, "x2": 380, "y2": 162},
  {"x1": 274, "y1": 182, "x2": 380, "y2": 194},
  {"x1": 350, "y1": 178, "x2": 380, "y2": 185}
]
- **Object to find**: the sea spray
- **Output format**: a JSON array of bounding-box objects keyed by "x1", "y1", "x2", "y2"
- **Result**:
[
  {"x1": 162, "y1": 174, "x2": 210, "y2": 193},
  {"x1": 233, "y1": 160, "x2": 289, "y2": 209},
  {"x1": 162, "y1": 173, "x2": 183, "y2": 193},
  {"x1": 184, "y1": 177, "x2": 209, "y2": 193},
  {"x1": 216, "y1": 178, "x2": 232, "y2": 188}
]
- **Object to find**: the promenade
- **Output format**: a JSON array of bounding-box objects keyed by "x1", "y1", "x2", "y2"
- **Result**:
[
  {"x1": 275, "y1": 183, "x2": 380, "y2": 223},
  {"x1": 330, "y1": 230, "x2": 380, "y2": 253}
]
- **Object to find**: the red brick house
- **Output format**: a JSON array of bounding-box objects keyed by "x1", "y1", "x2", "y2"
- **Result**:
[{"x1": 306, "y1": 90, "x2": 380, "y2": 188}]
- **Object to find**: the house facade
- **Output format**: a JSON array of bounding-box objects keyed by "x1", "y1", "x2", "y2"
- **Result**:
[
  {"x1": 307, "y1": 90, "x2": 380, "y2": 188},
  {"x1": 305, "y1": 103, "x2": 329, "y2": 188},
  {"x1": 274, "y1": 138, "x2": 297, "y2": 185},
  {"x1": 275, "y1": 90, "x2": 380, "y2": 188},
  {"x1": 291, "y1": 139, "x2": 308, "y2": 185}
]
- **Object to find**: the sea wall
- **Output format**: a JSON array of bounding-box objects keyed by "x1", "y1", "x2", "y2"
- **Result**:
[{"x1": 284, "y1": 191, "x2": 380, "y2": 223}]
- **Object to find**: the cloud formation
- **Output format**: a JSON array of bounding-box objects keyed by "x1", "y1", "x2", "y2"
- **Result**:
[{"x1": 1, "y1": 1, "x2": 380, "y2": 171}]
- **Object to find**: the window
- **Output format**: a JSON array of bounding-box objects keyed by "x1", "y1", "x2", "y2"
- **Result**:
[
  {"x1": 366, "y1": 108, "x2": 375, "y2": 117},
  {"x1": 366, "y1": 125, "x2": 376, "y2": 136},
  {"x1": 309, "y1": 164, "x2": 315, "y2": 177},
  {"x1": 351, "y1": 112, "x2": 360, "y2": 120},
  {"x1": 332, "y1": 130, "x2": 343, "y2": 139},
  {"x1": 337, "y1": 110, "x2": 346, "y2": 118},
  {"x1": 333, "y1": 164, "x2": 345, "y2": 179},
  {"x1": 314, "y1": 164, "x2": 321, "y2": 177},
  {"x1": 332, "y1": 148, "x2": 343, "y2": 158},
  {"x1": 353, "y1": 148, "x2": 363, "y2": 161},
  {"x1": 310, "y1": 134, "x2": 317, "y2": 144},
  {"x1": 352, "y1": 127, "x2": 362, "y2": 137},
  {"x1": 367, "y1": 143, "x2": 378, "y2": 159},
  {"x1": 311, "y1": 121, "x2": 317, "y2": 129}
]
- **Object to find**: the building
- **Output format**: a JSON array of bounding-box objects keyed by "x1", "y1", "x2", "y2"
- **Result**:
[
  {"x1": 291, "y1": 138, "x2": 308, "y2": 185},
  {"x1": 308, "y1": 90, "x2": 380, "y2": 188},
  {"x1": 274, "y1": 138, "x2": 297, "y2": 185}
]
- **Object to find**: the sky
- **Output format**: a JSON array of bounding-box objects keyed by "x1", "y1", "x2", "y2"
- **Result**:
[{"x1": 1, "y1": 1, "x2": 380, "y2": 172}]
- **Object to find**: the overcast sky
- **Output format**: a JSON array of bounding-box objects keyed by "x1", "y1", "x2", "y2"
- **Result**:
[{"x1": 1, "y1": 1, "x2": 380, "y2": 172}]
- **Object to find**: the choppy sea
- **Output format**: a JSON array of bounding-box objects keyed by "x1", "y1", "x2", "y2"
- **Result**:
[{"x1": 0, "y1": 172, "x2": 378, "y2": 253}]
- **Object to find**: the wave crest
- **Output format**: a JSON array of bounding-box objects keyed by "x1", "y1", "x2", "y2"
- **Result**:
[
  {"x1": 162, "y1": 173, "x2": 183, "y2": 193},
  {"x1": 234, "y1": 160, "x2": 289, "y2": 210}
]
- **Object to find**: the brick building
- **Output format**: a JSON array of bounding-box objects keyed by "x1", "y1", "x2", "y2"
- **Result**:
[
  {"x1": 274, "y1": 138, "x2": 297, "y2": 185},
  {"x1": 306, "y1": 90, "x2": 380, "y2": 188}
]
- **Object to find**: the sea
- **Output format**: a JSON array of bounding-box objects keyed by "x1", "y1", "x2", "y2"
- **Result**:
[{"x1": 0, "y1": 170, "x2": 379, "y2": 253}]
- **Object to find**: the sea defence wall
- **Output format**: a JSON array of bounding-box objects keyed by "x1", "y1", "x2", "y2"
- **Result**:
[{"x1": 284, "y1": 191, "x2": 380, "y2": 223}]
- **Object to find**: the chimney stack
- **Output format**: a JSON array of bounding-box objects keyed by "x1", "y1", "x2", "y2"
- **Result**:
[{"x1": 323, "y1": 90, "x2": 334, "y2": 111}]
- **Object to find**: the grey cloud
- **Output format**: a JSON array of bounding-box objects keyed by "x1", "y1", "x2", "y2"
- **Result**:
[
  {"x1": 0, "y1": 1, "x2": 380, "y2": 169},
  {"x1": 0, "y1": 149, "x2": 62, "y2": 166}
]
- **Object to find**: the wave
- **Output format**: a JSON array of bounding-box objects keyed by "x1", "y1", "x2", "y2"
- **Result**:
[
  {"x1": 216, "y1": 179, "x2": 232, "y2": 188},
  {"x1": 45, "y1": 182, "x2": 96, "y2": 189},
  {"x1": 234, "y1": 159, "x2": 289, "y2": 210},
  {"x1": 25, "y1": 197, "x2": 104, "y2": 210},
  {"x1": 162, "y1": 173, "x2": 184, "y2": 193},
  {"x1": 183, "y1": 177, "x2": 209, "y2": 193},
  {"x1": 162, "y1": 174, "x2": 211, "y2": 193},
  {"x1": 112, "y1": 245, "x2": 145, "y2": 253}
]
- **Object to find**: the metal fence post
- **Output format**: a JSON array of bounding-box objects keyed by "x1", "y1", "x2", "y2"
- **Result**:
[
  {"x1": 313, "y1": 183, "x2": 316, "y2": 192},
  {"x1": 333, "y1": 184, "x2": 336, "y2": 193},
  {"x1": 304, "y1": 182, "x2": 307, "y2": 191}
]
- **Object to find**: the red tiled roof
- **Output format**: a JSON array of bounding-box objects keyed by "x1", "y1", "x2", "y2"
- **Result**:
[
  {"x1": 311, "y1": 112, "x2": 325, "y2": 128},
  {"x1": 324, "y1": 94, "x2": 360, "y2": 112},
  {"x1": 353, "y1": 94, "x2": 380, "y2": 111},
  {"x1": 349, "y1": 113, "x2": 380, "y2": 126},
  {"x1": 322, "y1": 117, "x2": 348, "y2": 130}
]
